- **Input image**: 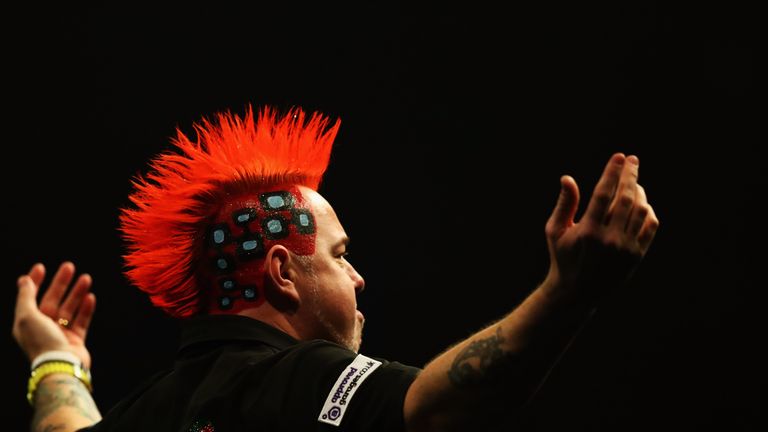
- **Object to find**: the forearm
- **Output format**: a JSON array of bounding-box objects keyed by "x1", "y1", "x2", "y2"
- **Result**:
[
  {"x1": 31, "y1": 373, "x2": 101, "y2": 432},
  {"x1": 405, "y1": 281, "x2": 597, "y2": 431}
]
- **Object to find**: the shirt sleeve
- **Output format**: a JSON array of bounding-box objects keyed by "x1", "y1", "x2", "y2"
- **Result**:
[{"x1": 240, "y1": 340, "x2": 421, "y2": 431}]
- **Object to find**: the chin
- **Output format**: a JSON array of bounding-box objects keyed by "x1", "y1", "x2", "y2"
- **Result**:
[
  {"x1": 350, "y1": 335, "x2": 362, "y2": 353},
  {"x1": 350, "y1": 321, "x2": 364, "y2": 352}
]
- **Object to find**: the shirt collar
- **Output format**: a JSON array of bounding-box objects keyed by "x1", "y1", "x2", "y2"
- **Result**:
[{"x1": 178, "y1": 314, "x2": 299, "y2": 354}]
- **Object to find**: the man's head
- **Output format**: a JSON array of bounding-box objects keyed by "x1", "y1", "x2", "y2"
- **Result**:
[
  {"x1": 119, "y1": 106, "x2": 366, "y2": 351},
  {"x1": 260, "y1": 186, "x2": 366, "y2": 351}
]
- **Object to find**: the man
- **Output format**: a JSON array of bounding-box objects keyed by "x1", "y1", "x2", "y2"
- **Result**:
[{"x1": 13, "y1": 106, "x2": 659, "y2": 431}]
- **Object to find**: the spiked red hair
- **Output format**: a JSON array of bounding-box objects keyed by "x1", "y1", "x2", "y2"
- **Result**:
[{"x1": 119, "y1": 106, "x2": 340, "y2": 317}]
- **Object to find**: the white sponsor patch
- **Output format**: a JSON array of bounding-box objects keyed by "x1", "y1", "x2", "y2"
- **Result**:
[{"x1": 318, "y1": 354, "x2": 382, "y2": 426}]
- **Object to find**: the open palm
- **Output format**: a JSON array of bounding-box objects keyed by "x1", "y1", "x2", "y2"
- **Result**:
[{"x1": 13, "y1": 262, "x2": 96, "y2": 369}]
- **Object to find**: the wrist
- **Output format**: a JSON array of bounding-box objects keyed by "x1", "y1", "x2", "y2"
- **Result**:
[
  {"x1": 538, "y1": 274, "x2": 599, "y2": 312},
  {"x1": 31, "y1": 350, "x2": 84, "y2": 371},
  {"x1": 27, "y1": 358, "x2": 93, "y2": 406}
]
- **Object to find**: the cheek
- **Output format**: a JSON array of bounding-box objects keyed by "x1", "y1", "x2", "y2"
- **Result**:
[
  {"x1": 309, "y1": 260, "x2": 357, "y2": 318},
  {"x1": 322, "y1": 274, "x2": 357, "y2": 316}
]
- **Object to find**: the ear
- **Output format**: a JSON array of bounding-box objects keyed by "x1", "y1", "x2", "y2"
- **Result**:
[{"x1": 263, "y1": 245, "x2": 301, "y2": 313}]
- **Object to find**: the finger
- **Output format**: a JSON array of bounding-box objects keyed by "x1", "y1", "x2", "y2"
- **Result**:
[
  {"x1": 39, "y1": 261, "x2": 75, "y2": 317},
  {"x1": 626, "y1": 184, "x2": 649, "y2": 237},
  {"x1": 584, "y1": 153, "x2": 626, "y2": 225},
  {"x1": 71, "y1": 293, "x2": 96, "y2": 340},
  {"x1": 58, "y1": 273, "x2": 92, "y2": 322},
  {"x1": 15, "y1": 276, "x2": 40, "y2": 317},
  {"x1": 546, "y1": 175, "x2": 580, "y2": 237},
  {"x1": 638, "y1": 204, "x2": 660, "y2": 251},
  {"x1": 606, "y1": 155, "x2": 639, "y2": 229},
  {"x1": 28, "y1": 263, "x2": 46, "y2": 289}
]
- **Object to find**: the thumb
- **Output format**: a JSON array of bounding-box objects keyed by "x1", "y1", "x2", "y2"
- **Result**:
[
  {"x1": 547, "y1": 175, "x2": 580, "y2": 234},
  {"x1": 15, "y1": 275, "x2": 40, "y2": 316}
]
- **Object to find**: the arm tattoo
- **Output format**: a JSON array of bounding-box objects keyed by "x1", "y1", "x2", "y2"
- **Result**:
[
  {"x1": 448, "y1": 326, "x2": 508, "y2": 388},
  {"x1": 31, "y1": 375, "x2": 100, "y2": 432}
]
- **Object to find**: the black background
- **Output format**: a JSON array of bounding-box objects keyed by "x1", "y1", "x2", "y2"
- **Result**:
[{"x1": 2, "y1": 5, "x2": 763, "y2": 431}]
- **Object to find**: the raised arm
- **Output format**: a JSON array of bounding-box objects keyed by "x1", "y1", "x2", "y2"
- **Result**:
[
  {"x1": 404, "y1": 153, "x2": 659, "y2": 431},
  {"x1": 13, "y1": 262, "x2": 102, "y2": 432}
]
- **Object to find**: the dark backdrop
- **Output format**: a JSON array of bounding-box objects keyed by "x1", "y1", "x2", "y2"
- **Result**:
[{"x1": 2, "y1": 5, "x2": 762, "y2": 431}]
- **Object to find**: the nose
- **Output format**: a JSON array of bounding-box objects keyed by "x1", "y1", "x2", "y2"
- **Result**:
[{"x1": 349, "y1": 264, "x2": 365, "y2": 294}]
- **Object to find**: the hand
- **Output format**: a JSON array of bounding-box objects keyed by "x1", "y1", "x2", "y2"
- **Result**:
[
  {"x1": 543, "y1": 153, "x2": 660, "y2": 302},
  {"x1": 13, "y1": 262, "x2": 96, "y2": 368}
]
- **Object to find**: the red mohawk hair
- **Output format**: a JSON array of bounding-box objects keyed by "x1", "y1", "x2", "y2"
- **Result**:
[{"x1": 119, "y1": 105, "x2": 340, "y2": 317}]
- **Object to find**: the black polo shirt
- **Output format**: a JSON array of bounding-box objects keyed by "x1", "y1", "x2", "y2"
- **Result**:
[{"x1": 79, "y1": 315, "x2": 421, "y2": 431}]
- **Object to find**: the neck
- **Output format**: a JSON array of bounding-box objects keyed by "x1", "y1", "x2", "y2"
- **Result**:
[{"x1": 235, "y1": 306, "x2": 303, "y2": 340}]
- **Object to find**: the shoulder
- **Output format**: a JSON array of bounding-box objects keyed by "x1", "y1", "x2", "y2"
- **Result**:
[
  {"x1": 270, "y1": 339, "x2": 420, "y2": 379},
  {"x1": 241, "y1": 340, "x2": 421, "y2": 431}
]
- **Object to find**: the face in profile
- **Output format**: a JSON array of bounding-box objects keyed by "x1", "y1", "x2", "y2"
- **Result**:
[{"x1": 294, "y1": 187, "x2": 366, "y2": 352}]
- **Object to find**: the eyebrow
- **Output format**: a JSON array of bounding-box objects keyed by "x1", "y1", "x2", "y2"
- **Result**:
[{"x1": 334, "y1": 236, "x2": 351, "y2": 249}]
